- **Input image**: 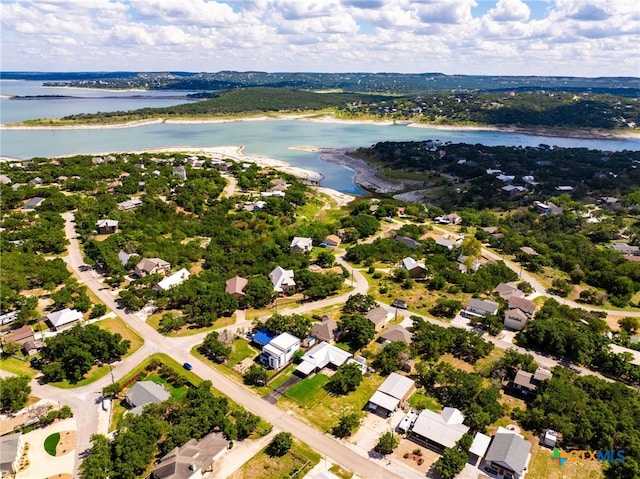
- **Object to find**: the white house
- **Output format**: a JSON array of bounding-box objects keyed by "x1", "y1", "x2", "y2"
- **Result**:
[
  {"x1": 296, "y1": 341, "x2": 352, "y2": 376},
  {"x1": 260, "y1": 332, "x2": 300, "y2": 370},
  {"x1": 368, "y1": 372, "x2": 415, "y2": 416},
  {"x1": 462, "y1": 298, "x2": 499, "y2": 319},
  {"x1": 0, "y1": 433, "x2": 24, "y2": 478},
  {"x1": 154, "y1": 268, "x2": 191, "y2": 291},
  {"x1": 289, "y1": 237, "x2": 313, "y2": 254},
  {"x1": 47, "y1": 308, "x2": 83, "y2": 331},
  {"x1": 269, "y1": 266, "x2": 296, "y2": 293}
]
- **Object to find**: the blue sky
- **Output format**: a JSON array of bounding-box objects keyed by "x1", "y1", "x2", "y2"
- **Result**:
[{"x1": 1, "y1": 0, "x2": 638, "y2": 76}]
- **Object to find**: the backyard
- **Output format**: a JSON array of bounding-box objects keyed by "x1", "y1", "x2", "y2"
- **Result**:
[{"x1": 227, "y1": 439, "x2": 320, "y2": 479}]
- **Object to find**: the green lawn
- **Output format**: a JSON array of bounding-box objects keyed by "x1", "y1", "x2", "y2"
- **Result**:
[
  {"x1": 228, "y1": 440, "x2": 320, "y2": 479},
  {"x1": 44, "y1": 432, "x2": 60, "y2": 456},
  {"x1": 50, "y1": 364, "x2": 112, "y2": 389},
  {"x1": 280, "y1": 373, "x2": 385, "y2": 433},
  {"x1": 268, "y1": 365, "x2": 296, "y2": 390},
  {"x1": 228, "y1": 338, "x2": 259, "y2": 367},
  {"x1": 527, "y1": 444, "x2": 603, "y2": 479},
  {"x1": 147, "y1": 373, "x2": 189, "y2": 400},
  {"x1": 408, "y1": 392, "x2": 441, "y2": 412},
  {"x1": 285, "y1": 374, "x2": 330, "y2": 405},
  {"x1": 0, "y1": 356, "x2": 37, "y2": 378}
]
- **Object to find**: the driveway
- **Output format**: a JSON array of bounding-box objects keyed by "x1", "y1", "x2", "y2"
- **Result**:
[{"x1": 18, "y1": 418, "x2": 77, "y2": 479}]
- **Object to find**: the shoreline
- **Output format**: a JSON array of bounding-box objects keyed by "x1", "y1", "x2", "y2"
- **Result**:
[{"x1": 2, "y1": 113, "x2": 639, "y2": 140}]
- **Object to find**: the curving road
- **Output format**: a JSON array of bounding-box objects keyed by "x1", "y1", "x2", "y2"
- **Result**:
[{"x1": 44, "y1": 212, "x2": 412, "y2": 479}]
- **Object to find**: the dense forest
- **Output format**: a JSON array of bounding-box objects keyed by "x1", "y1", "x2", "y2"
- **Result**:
[{"x1": 3, "y1": 70, "x2": 636, "y2": 95}]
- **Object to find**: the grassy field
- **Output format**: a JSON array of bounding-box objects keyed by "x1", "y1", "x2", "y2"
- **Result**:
[
  {"x1": 228, "y1": 440, "x2": 321, "y2": 479},
  {"x1": 227, "y1": 338, "x2": 259, "y2": 367},
  {"x1": 99, "y1": 316, "x2": 144, "y2": 356},
  {"x1": 408, "y1": 392, "x2": 441, "y2": 412},
  {"x1": 147, "y1": 310, "x2": 236, "y2": 336},
  {"x1": 526, "y1": 443, "x2": 603, "y2": 479},
  {"x1": 285, "y1": 374, "x2": 330, "y2": 405},
  {"x1": 279, "y1": 373, "x2": 385, "y2": 433},
  {"x1": 0, "y1": 356, "x2": 38, "y2": 378}
]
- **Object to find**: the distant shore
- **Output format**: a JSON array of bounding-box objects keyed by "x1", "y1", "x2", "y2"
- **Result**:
[{"x1": 2, "y1": 113, "x2": 639, "y2": 140}]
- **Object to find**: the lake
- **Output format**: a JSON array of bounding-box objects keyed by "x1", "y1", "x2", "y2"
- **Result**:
[{"x1": 2, "y1": 81, "x2": 639, "y2": 194}]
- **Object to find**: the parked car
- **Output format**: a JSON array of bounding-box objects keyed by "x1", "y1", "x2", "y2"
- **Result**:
[
  {"x1": 183, "y1": 362, "x2": 193, "y2": 371},
  {"x1": 392, "y1": 299, "x2": 408, "y2": 309}
]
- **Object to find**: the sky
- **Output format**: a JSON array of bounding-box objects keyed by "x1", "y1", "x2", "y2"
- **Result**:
[{"x1": 1, "y1": 0, "x2": 639, "y2": 77}]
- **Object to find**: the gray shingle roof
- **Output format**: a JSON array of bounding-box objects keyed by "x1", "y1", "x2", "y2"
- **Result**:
[
  {"x1": 485, "y1": 432, "x2": 531, "y2": 474},
  {"x1": 126, "y1": 381, "x2": 170, "y2": 408}
]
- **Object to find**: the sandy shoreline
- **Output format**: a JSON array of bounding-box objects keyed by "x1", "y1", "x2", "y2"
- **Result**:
[{"x1": 2, "y1": 113, "x2": 639, "y2": 139}]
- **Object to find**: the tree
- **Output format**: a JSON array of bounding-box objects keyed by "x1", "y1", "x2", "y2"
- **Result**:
[
  {"x1": 332, "y1": 412, "x2": 360, "y2": 438},
  {"x1": 244, "y1": 364, "x2": 268, "y2": 386},
  {"x1": 433, "y1": 446, "x2": 468, "y2": 479},
  {"x1": 373, "y1": 341, "x2": 408, "y2": 375},
  {"x1": 267, "y1": 432, "x2": 293, "y2": 457},
  {"x1": 241, "y1": 276, "x2": 274, "y2": 309},
  {"x1": 338, "y1": 314, "x2": 376, "y2": 350},
  {"x1": 0, "y1": 376, "x2": 31, "y2": 412},
  {"x1": 344, "y1": 293, "x2": 377, "y2": 313},
  {"x1": 315, "y1": 250, "x2": 335, "y2": 268},
  {"x1": 325, "y1": 363, "x2": 363, "y2": 395},
  {"x1": 429, "y1": 298, "x2": 462, "y2": 319},
  {"x1": 618, "y1": 317, "x2": 640, "y2": 334},
  {"x1": 264, "y1": 313, "x2": 312, "y2": 339},
  {"x1": 90, "y1": 303, "x2": 107, "y2": 319},
  {"x1": 375, "y1": 431, "x2": 398, "y2": 455},
  {"x1": 158, "y1": 312, "x2": 185, "y2": 333},
  {"x1": 1, "y1": 342, "x2": 21, "y2": 356},
  {"x1": 199, "y1": 331, "x2": 231, "y2": 363},
  {"x1": 80, "y1": 434, "x2": 112, "y2": 479}
]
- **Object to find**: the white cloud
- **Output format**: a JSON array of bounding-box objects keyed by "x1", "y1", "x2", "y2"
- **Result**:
[{"x1": 487, "y1": 0, "x2": 531, "y2": 22}]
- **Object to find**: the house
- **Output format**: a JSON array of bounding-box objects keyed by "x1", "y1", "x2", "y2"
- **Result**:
[
  {"x1": 117, "y1": 198, "x2": 143, "y2": 211},
  {"x1": 251, "y1": 328, "x2": 277, "y2": 347},
  {"x1": 368, "y1": 372, "x2": 415, "y2": 416},
  {"x1": 512, "y1": 367, "x2": 553, "y2": 396},
  {"x1": 119, "y1": 250, "x2": 139, "y2": 267},
  {"x1": 496, "y1": 174, "x2": 515, "y2": 183},
  {"x1": 436, "y1": 213, "x2": 461, "y2": 225},
  {"x1": 612, "y1": 243, "x2": 640, "y2": 256},
  {"x1": 47, "y1": 308, "x2": 83, "y2": 331},
  {"x1": 0, "y1": 174, "x2": 12, "y2": 185},
  {"x1": 469, "y1": 432, "x2": 492, "y2": 465},
  {"x1": 435, "y1": 237, "x2": 456, "y2": 251},
  {"x1": 225, "y1": 276, "x2": 248, "y2": 299},
  {"x1": 366, "y1": 306, "x2": 392, "y2": 332},
  {"x1": 289, "y1": 237, "x2": 313, "y2": 254},
  {"x1": 462, "y1": 298, "x2": 499, "y2": 319},
  {"x1": 409, "y1": 407, "x2": 469, "y2": 451},
  {"x1": 555, "y1": 185, "x2": 574, "y2": 192},
  {"x1": 501, "y1": 185, "x2": 528, "y2": 197},
  {"x1": 261, "y1": 190, "x2": 285, "y2": 198},
  {"x1": 483, "y1": 427, "x2": 532, "y2": 479},
  {"x1": 135, "y1": 258, "x2": 171, "y2": 277},
  {"x1": 395, "y1": 235, "x2": 422, "y2": 249},
  {"x1": 519, "y1": 246, "x2": 539, "y2": 256},
  {"x1": 609, "y1": 344, "x2": 640, "y2": 366},
  {"x1": 269, "y1": 266, "x2": 296, "y2": 293},
  {"x1": 22, "y1": 196, "x2": 45, "y2": 210},
  {"x1": 260, "y1": 332, "x2": 300, "y2": 370},
  {"x1": 0, "y1": 432, "x2": 24, "y2": 477},
  {"x1": 378, "y1": 325, "x2": 413, "y2": 345},
  {"x1": 125, "y1": 381, "x2": 171, "y2": 414},
  {"x1": 504, "y1": 297, "x2": 537, "y2": 331},
  {"x1": 172, "y1": 167, "x2": 187, "y2": 180},
  {"x1": 311, "y1": 317, "x2": 339, "y2": 343},
  {"x1": 401, "y1": 257, "x2": 427, "y2": 278},
  {"x1": 151, "y1": 432, "x2": 228, "y2": 479},
  {"x1": 457, "y1": 254, "x2": 482, "y2": 274},
  {"x1": 322, "y1": 235, "x2": 341, "y2": 248},
  {"x1": 29, "y1": 177, "x2": 43, "y2": 185},
  {"x1": 2, "y1": 325, "x2": 34, "y2": 346},
  {"x1": 22, "y1": 339, "x2": 43, "y2": 356},
  {"x1": 154, "y1": 269, "x2": 191, "y2": 291},
  {"x1": 494, "y1": 282, "x2": 525, "y2": 300},
  {"x1": 533, "y1": 201, "x2": 563, "y2": 215},
  {"x1": 295, "y1": 341, "x2": 352, "y2": 376},
  {"x1": 96, "y1": 219, "x2": 119, "y2": 234}
]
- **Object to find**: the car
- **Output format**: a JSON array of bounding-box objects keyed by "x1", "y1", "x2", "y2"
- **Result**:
[
  {"x1": 183, "y1": 362, "x2": 193, "y2": 371},
  {"x1": 391, "y1": 299, "x2": 408, "y2": 309}
]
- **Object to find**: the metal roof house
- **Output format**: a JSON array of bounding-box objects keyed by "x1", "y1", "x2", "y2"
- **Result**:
[
  {"x1": 269, "y1": 266, "x2": 296, "y2": 293},
  {"x1": 409, "y1": 407, "x2": 469, "y2": 451},
  {"x1": 46, "y1": 308, "x2": 83, "y2": 331},
  {"x1": 368, "y1": 372, "x2": 415, "y2": 417},
  {"x1": 296, "y1": 341, "x2": 352, "y2": 376}
]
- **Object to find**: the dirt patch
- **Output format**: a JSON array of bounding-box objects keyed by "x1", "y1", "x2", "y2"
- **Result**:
[
  {"x1": 55, "y1": 431, "x2": 76, "y2": 456},
  {"x1": 46, "y1": 475, "x2": 73, "y2": 479}
]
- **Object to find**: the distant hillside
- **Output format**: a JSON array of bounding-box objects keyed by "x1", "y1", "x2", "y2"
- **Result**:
[{"x1": 2, "y1": 71, "x2": 639, "y2": 95}]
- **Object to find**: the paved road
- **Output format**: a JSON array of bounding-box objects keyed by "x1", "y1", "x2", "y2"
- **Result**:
[{"x1": 40, "y1": 213, "x2": 410, "y2": 479}]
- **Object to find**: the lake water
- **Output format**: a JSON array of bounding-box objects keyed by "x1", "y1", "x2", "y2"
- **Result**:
[{"x1": 2, "y1": 81, "x2": 639, "y2": 194}]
